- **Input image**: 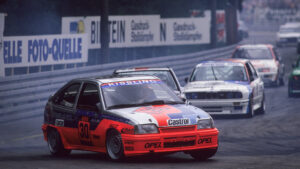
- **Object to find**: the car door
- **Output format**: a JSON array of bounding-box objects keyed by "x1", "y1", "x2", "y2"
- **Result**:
[
  {"x1": 51, "y1": 82, "x2": 82, "y2": 146},
  {"x1": 76, "y1": 82, "x2": 102, "y2": 147},
  {"x1": 246, "y1": 62, "x2": 263, "y2": 108}
]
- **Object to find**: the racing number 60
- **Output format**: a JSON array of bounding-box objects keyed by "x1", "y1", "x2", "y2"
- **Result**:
[{"x1": 79, "y1": 121, "x2": 90, "y2": 139}]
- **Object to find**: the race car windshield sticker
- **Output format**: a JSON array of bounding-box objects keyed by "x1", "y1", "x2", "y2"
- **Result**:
[{"x1": 101, "y1": 79, "x2": 161, "y2": 88}]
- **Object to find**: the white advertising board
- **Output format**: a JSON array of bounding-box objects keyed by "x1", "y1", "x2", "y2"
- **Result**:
[
  {"x1": 2, "y1": 34, "x2": 88, "y2": 68},
  {"x1": 62, "y1": 15, "x2": 161, "y2": 48},
  {"x1": 159, "y1": 12, "x2": 211, "y2": 45},
  {"x1": 62, "y1": 13, "x2": 211, "y2": 48}
]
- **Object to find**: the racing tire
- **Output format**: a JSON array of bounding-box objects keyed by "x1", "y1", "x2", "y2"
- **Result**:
[
  {"x1": 106, "y1": 130, "x2": 125, "y2": 161},
  {"x1": 288, "y1": 84, "x2": 294, "y2": 98},
  {"x1": 246, "y1": 97, "x2": 254, "y2": 118},
  {"x1": 47, "y1": 128, "x2": 71, "y2": 156},
  {"x1": 279, "y1": 77, "x2": 285, "y2": 86},
  {"x1": 257, "y1": 94, "x2": 266, "y2": 114},
  {"x1": 190, "y1": 148, "x2": 218, "y2": 161}
]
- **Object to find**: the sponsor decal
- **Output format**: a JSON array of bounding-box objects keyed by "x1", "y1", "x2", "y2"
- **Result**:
[
  {"x1": 144, "y1": 142, "x2": 161, "y2": 149},
  {"x1": 101, "y1": 79, "x2": 161, "y2": 88},
  {"x1": 198, "y1": 137, "x2": 212, "y2": 144},
  {"x1": 55, "y1": 119, "x2": 64, "y2": 127},
  {"x1": 167, "y1": 118, "x2": 190, "y2": 126}
]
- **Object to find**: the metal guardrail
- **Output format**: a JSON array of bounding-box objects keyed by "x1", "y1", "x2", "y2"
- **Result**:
[{"x1": 0, "y1": 44, "x2": 236, "y2": 123}]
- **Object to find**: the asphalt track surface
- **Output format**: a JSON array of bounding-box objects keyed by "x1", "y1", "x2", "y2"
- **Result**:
[{"x1": 1, "y1": 31, "x2": 300, "y2": 169}]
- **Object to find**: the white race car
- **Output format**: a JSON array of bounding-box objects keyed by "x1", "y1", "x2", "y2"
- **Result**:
[
  {"x1": 276, "y1": 22, "x2": 300, "y2": 47},
  {"x1": 184, "y1": 59, "x2": 265, "y2": 117},
  {"x1": 232, "y1": 44, "x2": 285, "y2": 86}
]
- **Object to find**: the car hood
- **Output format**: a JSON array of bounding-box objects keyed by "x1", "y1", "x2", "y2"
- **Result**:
[
  {"x1": 277, "y1": 33, "x2": 300, "y2": 38},
  {"x1": 184, "y1": 81, "x2": 251, "y2": 94},
  {"x1": 107, "y1": 104, "x2": 211, "y2": 127},
  {"x1": 291, "y1": 67, "x2": 300, "y2": 76},
  {"x1": 250, "y1": 60, "x2": 277, "y2": 69}
]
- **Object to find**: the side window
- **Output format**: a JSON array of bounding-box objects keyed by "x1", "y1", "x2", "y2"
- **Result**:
[
  {"x1": 77, "y1": 83, "x2": 100, "y2": 112},
  {"x1": 248, "y1": 63, "x2": 258, "y2": 79},
  {"x1": 53, "y1": 83, "x2": 81, "y2": 108},
  {"x1": 245, "y1": 63, "x2": 255, "y2": 81}
]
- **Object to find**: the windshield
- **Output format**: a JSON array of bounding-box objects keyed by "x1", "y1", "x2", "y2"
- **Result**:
[
  {"x1": 101, "y1": 79, "x2": 183, "y2": 109},
  {"x1": 233, "y1": 48, "x2": 273, "y2": 60},
  {"x1": 190, "y1": 64, "x2": 248, "y2": 82},
  {"x1": 116, "y1": 70, "x2": 179, "y2": 91},
  {"x1": 279, "y1": 27, "x2": 300, "y2": 33}
]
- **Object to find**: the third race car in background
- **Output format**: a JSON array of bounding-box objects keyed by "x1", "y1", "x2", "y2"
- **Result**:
[
  {"x1": 288, "y1": 56, "x2": 300, "y2": 97},
  {"x1": 232, "y1": 44, "x2": 285, "y2": 86},
  {"x1": 184, "y1": 59, "x2": 265, "y2": 118},
  {"x1": 276, "y1": 22, "x2": 300, "y2": 47}
]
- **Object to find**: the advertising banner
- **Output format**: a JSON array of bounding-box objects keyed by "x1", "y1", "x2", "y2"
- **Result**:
[
  {"x1": 62, "y1": 14, "x2": 211, "y2": 48},
  {"x1": 2, "y1": 34, "x2": 88, "y2": 68},
  {"x1": 159, "y1": 12, "x2": 211, "y2": 45},
  {"x1": 62, "y1": 15, "x2": 160, "y2": 48},
  {"x1": 216, "y1": 10, "x2": 226, "y2": 43}
]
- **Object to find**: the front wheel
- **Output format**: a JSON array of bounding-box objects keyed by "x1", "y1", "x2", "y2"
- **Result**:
[
  {"x1": 47, "y1": 128, "x2": 71, "y2": 156},
  {"x1": 190, "y1": 148, "x2": 218, "y2": 161},
  {"x1": 106, "y1": 130, "x2": 125, "y2": 161},
  {"x1": 246, "y1": 97, "x2": 254, "y2": 118}
]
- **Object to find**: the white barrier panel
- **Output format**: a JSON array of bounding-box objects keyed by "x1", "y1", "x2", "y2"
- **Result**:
[
  {"x1": 62, "y1": 15, "x2": 161, "y2": 49},
  {"x1": 62, "y1": 14, "x2": 211, "y2": 48},
  {"x1": 1, "y1": 34, "x2": 88, "y2": 68},
  {"x1": 159, "y1": 12, "x2": 210, "y2": 45}
]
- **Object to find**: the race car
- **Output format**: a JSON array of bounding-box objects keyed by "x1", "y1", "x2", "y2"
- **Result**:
[
  {"x1": 288, "y1": 56, "x2": 300, "y2": 97},
  {"x1": 113, "y1": 67, "x2": 184, "y2": 98},
  {"x1": 232, "y1": 44, "x2": 285, "y2": 86},
  {"x1": 184, "y1": 59, "x2": 265, "y2": 117},
  {"x1": 42, "y1": 75, "x2": 218, "y2": 161},
  {"x1": 276, "y1": 22, "x2": 300, "y2": 47}
]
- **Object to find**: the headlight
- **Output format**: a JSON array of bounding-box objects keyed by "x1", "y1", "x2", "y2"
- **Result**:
[
  {"x1": 197, "y1": 118, "x2": 214, "y2": 129},
  {"x1": 134, "y1": 124, "x2": 159, "y2": 134}
]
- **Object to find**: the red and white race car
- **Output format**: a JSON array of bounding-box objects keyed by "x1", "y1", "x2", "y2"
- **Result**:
[{"x1": 42, "y1": 75, "x2": 219, "y2": 161}]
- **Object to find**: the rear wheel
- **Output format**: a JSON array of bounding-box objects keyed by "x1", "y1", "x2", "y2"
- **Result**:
[
  {"x1": 47, "y1": 128, "x2": 71, "y2": 156},
  {"x1": 288, "y1": 83, "x2": 294, "y2": 98},
  {"x1": 190, "y1": 148, "x2": 218, "y2": 161},
  {"x1": 257, "y1": 94, "x2": 266, "y2": 114},
  {"x1": 106, "y1": 130, "x2": 124, "y2": 161}
]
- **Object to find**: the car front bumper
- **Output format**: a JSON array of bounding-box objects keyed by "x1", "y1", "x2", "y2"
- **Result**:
[
  {"x1": 187, "y1": 99, "x2": 249, "y2": 115},
  {"x1": 122, "y1": 127, "x2": 218, "y2": 156}
]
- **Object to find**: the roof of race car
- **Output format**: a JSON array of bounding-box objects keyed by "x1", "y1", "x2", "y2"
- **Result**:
[
  {"x1": 237, "y1": 44, "x2": 273, "y2": 49},
  {"x1": 196, "y1": 59, "x2": 246, "y2": 67},
  {"x1": 114, "y1": 67, "x2": 172, "y2": 73},
  {"x1": 74, "y1": 75, "x2": 160, "y2": 84}
]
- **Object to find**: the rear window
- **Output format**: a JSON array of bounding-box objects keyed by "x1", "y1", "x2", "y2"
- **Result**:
[{"x1": 233, "y1": 48, "x2": 273, "y2": 60}]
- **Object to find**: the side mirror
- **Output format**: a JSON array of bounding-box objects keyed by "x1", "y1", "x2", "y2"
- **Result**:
[
  {"x1": 250, "y1": 76, "x2": 255, "y2": 82},
  {"x1": 185, "y1": 77, "x2": 189, "y2": 83},
  {"x1": 96, "y1": 102, "x2": 103, "y2": 113}
]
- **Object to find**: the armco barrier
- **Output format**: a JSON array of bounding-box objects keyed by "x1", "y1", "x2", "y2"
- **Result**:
[{"x1": 0, "y1": 44, "x2": 236, "y2": 123}]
